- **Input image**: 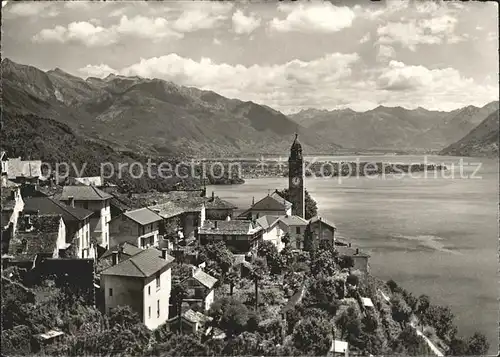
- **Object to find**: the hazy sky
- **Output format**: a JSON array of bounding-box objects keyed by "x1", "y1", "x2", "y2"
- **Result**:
[{"x1": 2, "y1": 0, "x2": 498, "y2": 113}]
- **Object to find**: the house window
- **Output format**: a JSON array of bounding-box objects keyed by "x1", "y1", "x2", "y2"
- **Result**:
[
  {"x1": 109, "y1": 288, "x2": 113, "y2": 297},
  {"x1": 157, "y1": 300, "x2": 160, "y2": 317},
  {"x1": 156, "y1": 274, "x2": 160, "y2": 290},
  {"x1": 148, "y1": 286, "x2": 151, "y2": 295},
  {"x1": 296, "y1": 227, "x2": 301, "y2": 234},
  {"x1": 83, "y1": 202, "x2": 89, "y2": 209},
  {"x1": 149, "y1": 306, "x2": 151, "y2": 319}
]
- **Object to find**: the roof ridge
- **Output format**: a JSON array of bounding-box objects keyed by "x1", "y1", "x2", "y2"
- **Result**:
[
  {"x1": 49, "y1": 197, "x2": 88, "y2": 220},
  {"x1": 129, "y1": 254, "x2": 148, "y2": 277}
]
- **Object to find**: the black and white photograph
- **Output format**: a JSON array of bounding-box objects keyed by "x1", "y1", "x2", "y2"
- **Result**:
[{"x1": 1, "y1": 0, "x2": 498, "y2": 356}]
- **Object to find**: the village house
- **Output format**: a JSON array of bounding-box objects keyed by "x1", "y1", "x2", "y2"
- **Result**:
[
  {"x1": 23, "y1": 196, "x2": 94, "y2": 259},
  {"x1": 304, "y1": 216, "x2": 337, "y2": 250},
  {"x1": 237, "y1": 191, "x2": 292, "y2": 220},
  {"x1": 6, "y1": 214, "x2": 67, "y2": 267},
  {"x1": 204, "y1": 191, "x2": 238, "y2": 220},
  {"x1": 100, "y1": 247, "x2": 175, "y2": 330},
  {"x1": 1, "y1": 178, "x2": 25, "y2": 242},
  {"x1": 170, "y1": 309, "x2": 213, "y2": 335},
  {"x1": 255, "y1": 215, "x2": 285, "y2": 252},
  {"x1": 177, "y1": 266, "x2": 218, "y2": 312},
  {"x1": 197, "y1": 219, "x2": 263, "y2": 254},
  {"x1": 109, "y1": 207, "x2": 163, "y2": 249},
  {"x1": 71, "y1": 176, "x2": 103, "y2": 187},
  {"x1": 328, "y1": 339, "x2": 349, "y2": 357},
  {"x1": 336, "y1": 246, "x2": 370, "y2": 273},
  {"x1": 4, "y1": 157, "x2": 43, "y2": 185},
  {"x1": 278, "y1": 215, "x2": 309, "y2": 250},
  {"x1": 58, "y1": 186, "x2": 112, "y2": 249},
  {"x1": 149, "y1": 198, "x2": 206, "y2": 241}
]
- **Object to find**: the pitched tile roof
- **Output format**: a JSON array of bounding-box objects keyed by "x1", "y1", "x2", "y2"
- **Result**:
[
  {"x1": 97, "y1": 243, "x2": 144, "y2": 273},
  {"x1": 252, "y1": 195, "x2": 289, "y2": 211},
  {"x1": 60, "y1": 185, "x2": 112, "y2": 201},
  {"x1": 361, "y1": 297, "x2": 374, "y2": 308},
  {"x1": 6, "y1": 158, "x2": 42, "y2": 179},
  {"x1": 335, "y1": 246, "x2": 370, "y2": 258},
  {"x1": 193, "y1": 269, "x2": 218, "y2": 289},
  {"x1": 101, "y1": 247, "x2": 174, "y2": 278},
  {"x1": 1, "y1": 187, "x2": 18, "y2": 211},
  {"x1": 205, "y1": 196, "x2": 237, "y2": 210},
  {"x1": 123, "y1": 207, "x2": 163, "y2": 226},
  {"x1": 23, "y1": 196, "x2": 93, "y2": 222},
  {"x1": 73, "y1": 176, "x2": 103, "y2": 186},
  {"x1": 100, "y1": 242, "x2": 143, "y2": 259},
  {"x1": 8, "y1": 214, "x2": 62, "y2": 260},
  {"x1": 183, "y1": 309, "x2": 213, "y2": 324},
  {"x1": 255, "y1": 215, "x2": 281, "y2": 230},
  {"x1": 270, "y1": 191, "x2": 293, "y2": 209},
  {"x1": 309, "y1": 215, "x2": 337, "y2": 229},
  {"x1": 279, "y1": 215, "x2": 308, "y2": 226},
  {"x1": 198, "y1": 220, "x2": 261, "y2": 235},
  {"x1": 149, "y1": 201, "x2": 187, "y2": 219}
]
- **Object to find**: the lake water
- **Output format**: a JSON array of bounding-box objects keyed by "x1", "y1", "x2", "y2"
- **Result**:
[{"x1": 207, "y1": 155, "x2": 499, "y2": 353}]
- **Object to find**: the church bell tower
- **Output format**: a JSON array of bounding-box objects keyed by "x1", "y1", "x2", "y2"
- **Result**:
[{"x1": 288, "y1": 133, "x2": 305, "y2": 218}]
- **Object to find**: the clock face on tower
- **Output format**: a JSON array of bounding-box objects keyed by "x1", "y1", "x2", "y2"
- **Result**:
[{"x1": 291, "y1": 176, "x2": 302, "y2": 186}]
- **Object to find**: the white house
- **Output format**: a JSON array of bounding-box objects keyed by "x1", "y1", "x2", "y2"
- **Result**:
[
  {"x1": 237, "y1": 192, "x2": 292, "y2": 220},
  {"x1": 7, "y1": 214, "x2": 67, "y2": 264},
  {"x1": 255, "y1": 215, "x2": 285, "y2": 252},
  {"x1": 100, "y1": 247, "x2": 175, "y2": 330},
  {"x1": 59, "y1": 186, "x2": 112, "y2": 249},
  {"x1": 23, "y1": 196, "x2": 94, "y2": 259}
]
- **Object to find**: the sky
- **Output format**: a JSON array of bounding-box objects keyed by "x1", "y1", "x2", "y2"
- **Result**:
[{"x1": 2, "y1": 0, "x2": 499, "y2": 113}]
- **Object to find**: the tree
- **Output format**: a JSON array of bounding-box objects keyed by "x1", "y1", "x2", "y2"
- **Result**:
[
  {"x1": 276, "y1": 189, "x2": 318, "y2": 220},
  {"x1": 292, "y1": 317, "x2": 331, "y2": 355},
  {"x1": 466, "y1": 332, "x2": 489, "y2": 355},
  {"x1": 257, "y1": 240, "x2": 282, "y2": 275},
  {"x1": 398, "y1": 326, "x2": 431, "y2": 356},
  {"x1": 339, "y1": 255, "x2": 354, "y2": 270},
  {"x1": 249, "y1": 257, "x2": 267, "y2": 310},
  {"x1": 336, "y1": 306, "x2": 363, "y2": 345},
  {"x1": 226, "y1": 268, "x2": 240, "y2": 296},
  {"x1": 171, "y1": 284, "x2": 188, "y2": 332},
  {"x1": 199, "y1": 242, "x2": 234, "y2": 279},
  {"x1": 209, "y1": 297, "x2": 249, "y2": 337},
  {"x1": 305, "y1": 275, "x2": 343, "y2": 314},
  {"x1": 448, "y1": 337, "x2": 469, "y2": 356},
  {"x1": 424, "y1": 305, "x2": 457, "y2": 344},
  {"x1": 310, "y1": 249, "x2": 338, "y2": 277},
  {"x1": 391, "y1": 294, "x2": 412, "y2": 327},
  {"x1": 282, "y1": 232, "x2": 290, "y2": 247},
  {"x1": 416, "y1": 294, "x2": 430, "y2": 317}
]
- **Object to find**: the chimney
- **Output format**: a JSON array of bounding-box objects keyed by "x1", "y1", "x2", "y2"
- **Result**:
[
  {"x1": 211, "y1": 191, "x2": 215, "y2": 201},
  {"x1": 348, "y1": 242, "x2": 351, "y2": 247},
  {"x1": 68, "y1": 196, "x2": 75, "y2": 208},
  {"x1": 214, "y1": 221, "x2": 218, "y2": 229},
  {"x1": 355, "y1": 248, "x2": 359, "y2": 255},
  {"x1": 161, "y1": 248, "x2": 168, "y2": 260},
  {"x1": 112, "y1": 251, "x2": 119, "y2": 266}
]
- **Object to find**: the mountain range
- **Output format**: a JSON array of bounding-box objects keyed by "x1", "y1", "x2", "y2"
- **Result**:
[
  {"x1": 1, "y1": 58, "x2": 498, "y2": 157},
  {"x1": 289, "y1": 101, "x2": 499, "y2": 152},
  {"x1": 2, "y1": 58, "x2": 339, "y2": 157}
]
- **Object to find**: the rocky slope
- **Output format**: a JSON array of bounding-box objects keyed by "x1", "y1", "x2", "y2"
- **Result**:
[
  {"x1": 439, "y1": 110, "x2": 499, "y2": 157},
  {"x1": 2, "y1": 58, "x2": 340, "y2": 157}
]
